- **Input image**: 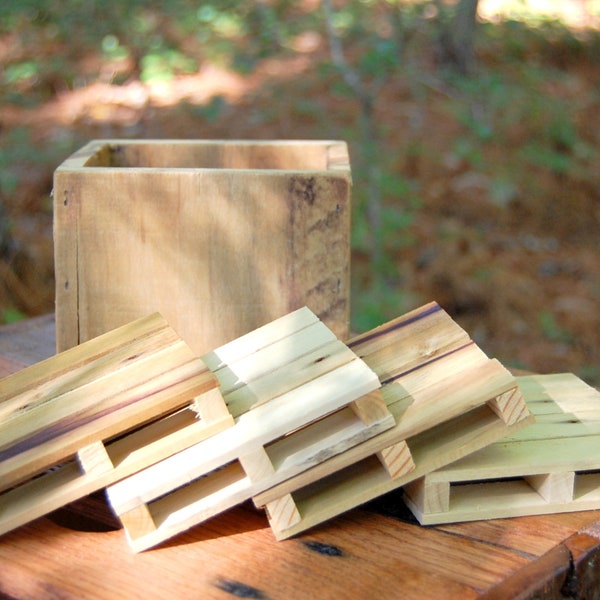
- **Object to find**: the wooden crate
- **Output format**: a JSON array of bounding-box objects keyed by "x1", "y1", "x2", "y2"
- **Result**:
[
  {"x1": 403, "y1": 373, "x2": 600, "y2": 524},
  {"x1": 0, "y1": 313, "x2": 234, "y2": 537},
  {"x1": 252, "y1": 302, "x2": 535, "y2": 540},
  {"x1": 53, "y1": 139, "x2": 351, "y2": 354},
  {"x1": 106, "y1": 307, "x2": 393, "y2": 552}
]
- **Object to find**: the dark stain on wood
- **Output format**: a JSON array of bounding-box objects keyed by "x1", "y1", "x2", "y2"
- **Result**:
[
  {"x1": 303, "y1": 540, "x2": 344, "y2": 557},
  {"x1": 215, "y1": 578, "x2": 266, "y2": 599},
  {"x1": 348, "y1": 302, "x2": 442, "y2": 349},
  {"x1": 288, "y1": 176, "x2": 316, "y2": 205},
  {"x1": 0, "y1": 374, "x2": 196, "y2": 464}
]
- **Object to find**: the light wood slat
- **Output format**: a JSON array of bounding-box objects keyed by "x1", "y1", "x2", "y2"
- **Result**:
[
  {"x1": 107, "y1": 309, "x2": 391, "y2": 552},
  {"x1": 501, "y1": 413, "x2": 600, "y2": 441},
  {"x1": 211, "y1": 321, "x2": 337, "y2": 394},
  {"x1": 0, "y1": 360, "x2": 219, "y2": 487},
  {"x1": 0, "y1": 341, "x2": 202, "y2": 451},
  {"x1": 223, "y1": 339, "x2": 355, "y2": 417},
  {"x1": 0, "y1": 313, "x2": 233, "y2": 536},
  {"x1": 252, "y1": 305, "x2": 532, "y2": 541},
  {"x1": 0, "y1": 313, "x2": 178, "y2": 415},
  {"x1": 403, "y1": 373, "x2": 600, "y2": 525},
  {"x1": 430, "y1": 435, "x2": 600, "y2": 481},
  {"x1": 201, "y1": 306, "x2": 318, "y2": 370},
  {"x1": 349, "y1": 302, "x2": 471, "y2": 382}
]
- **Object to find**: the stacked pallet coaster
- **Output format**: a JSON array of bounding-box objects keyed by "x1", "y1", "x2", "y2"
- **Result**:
[
  {"x1": 106, "y1": 307, "x2": 394, "y2": 552},
  {"x1": 0, "y1": 313, "x2": 234, "y2": 536},
  {"x1": 252, "y1": 302, "x2": 535, "y2": 540},
  {"x1": 403, "y1": 373, "x2": 600, "y2": 524}
]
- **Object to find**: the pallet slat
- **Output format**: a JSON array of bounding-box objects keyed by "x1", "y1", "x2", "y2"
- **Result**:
[
  {"x1": 403, "y1": 373, "x2": 600, "y2": 524},
  {"x1": 106, "y1": 308, "x2": 392, "y2": 552},
  {"x1": 252, "y1": 303, "x2": 534, "y2": 540},
  {"x1": 0, "y1": 313, "x2": 234, "y2": 536}
]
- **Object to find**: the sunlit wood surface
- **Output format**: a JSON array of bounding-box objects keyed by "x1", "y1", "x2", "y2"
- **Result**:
[{"x1": 0, "y1": 316, "x2": 599, "y2": 599}]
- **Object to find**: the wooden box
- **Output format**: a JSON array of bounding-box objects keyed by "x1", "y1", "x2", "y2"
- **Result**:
[{"x1": 53, "y1": 140, "x2": 351, "y2": 353}]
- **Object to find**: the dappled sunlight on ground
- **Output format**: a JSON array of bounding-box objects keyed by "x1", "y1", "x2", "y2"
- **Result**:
[
  {"x1": 1, "y1": 0, "x2": 599, "y2": 386},
  {"x1": 479, "y1": 0, "x2": 600, "y2": 30}
]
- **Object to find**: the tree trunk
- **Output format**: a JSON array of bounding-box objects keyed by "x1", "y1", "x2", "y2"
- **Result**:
[{"x1": 434, "y1": 0, "x2": 480, "y2": 75}]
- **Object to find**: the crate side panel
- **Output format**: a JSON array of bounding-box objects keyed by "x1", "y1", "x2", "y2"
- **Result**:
[{"x1": 64, "y1": 167, "x2": 349, "y2": 353}]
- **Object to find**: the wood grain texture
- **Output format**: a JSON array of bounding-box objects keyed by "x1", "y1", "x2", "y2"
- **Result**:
[
  {"x1": 403, "y1": 373, "x2": 600, "y2": 525},
  {"x1": 0, "y1": 313, "x2": 232, "y2": 536},
  {"x1": 0, "y1": 316, "x2": 599, "y2": 599},
  {"x1": 253, "y1": 303, "x2": 533, "y2": 540},
  {"x1": 105, "y1": 308, "x2": 390, "y2": 552},
  {"x1": 54, "y1": 139, "x2": 351, "y2": 355}
]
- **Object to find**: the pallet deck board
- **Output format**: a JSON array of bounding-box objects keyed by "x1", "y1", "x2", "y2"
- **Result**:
[
  {"x1": 403, "y1": 373, "x2": 600, "y2": 524},
  {"x1": 0, "y1": 313, "x2": 233, "y2": 536},
  {"x1": 106, "y1": 307, "x2": 391, "y2": 552},
  {"x1": 252, "y1": 303, "x2": 533, "y2": 540}
]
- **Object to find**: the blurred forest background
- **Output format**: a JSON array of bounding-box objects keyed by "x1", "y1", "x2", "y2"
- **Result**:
[{"x1": 0, "y1": 0, "x2": 599, "y2": 384}]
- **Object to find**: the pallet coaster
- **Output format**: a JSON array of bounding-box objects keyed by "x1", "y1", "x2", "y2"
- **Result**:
[
  {"x1": 403, "y1": 373, "x2": 600, "y2": 524},
  {"x1": 106, "y1": 307, "x2": 393, "y2": 552},
  {"x1": 0, "y1": 313, "x2": 233, "y2": 537},
  {"x1": 252, "y1": 302, "x2": 535, "y2": 540}
]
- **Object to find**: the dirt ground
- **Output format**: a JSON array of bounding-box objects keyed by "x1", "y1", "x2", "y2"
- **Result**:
[{"x1": 1, "y1": 7, "x2": 599, "y2": 385}]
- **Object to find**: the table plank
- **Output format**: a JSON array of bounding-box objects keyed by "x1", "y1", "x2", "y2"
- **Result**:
[{"x1": 0, "y1": 316, "x2": 599, "y2": 599}]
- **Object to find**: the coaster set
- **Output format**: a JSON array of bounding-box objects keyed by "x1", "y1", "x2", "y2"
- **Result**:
[{"x1": 1, "y1": 303, "x2": 598, "y2": 552}]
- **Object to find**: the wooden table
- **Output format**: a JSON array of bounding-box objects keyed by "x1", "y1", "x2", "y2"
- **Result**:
[{"x1": 1, "y1": 315, "x2": 599, "y2": 599}]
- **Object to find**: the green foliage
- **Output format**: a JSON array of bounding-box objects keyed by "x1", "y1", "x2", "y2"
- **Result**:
[
  {"x1": 351, "y1": 278, "x2": 418, "y2": 333},
  {"x1": 140, "y1": 48, "x2": 197, "y2": 84},
  {"x1": 537, "y1": 309, "x2": 573, "y2": 344},
  {"x1": 1, "y1": 0, "x2": 600, "y2": 373},
  {"x1": 0, "y1": 307, "x2": 26, "y2": 324},
  {"x1": 0, "y1": 127, "x2": 79, "y2": 200}
]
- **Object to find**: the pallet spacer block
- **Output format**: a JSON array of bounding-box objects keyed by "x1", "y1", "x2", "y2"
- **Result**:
[
  {"x1": 0, "y1": 313, "x2": 233, "y2": 537},
  {"x1": 252, "y1": 302, "x2": 534, "y2": 541},
  {"x1": 106, "y1": 307, "x2": 394, "y2": 552},
  {"x1": 403, "y1": 373, "x2": 600, "y2": 525}
]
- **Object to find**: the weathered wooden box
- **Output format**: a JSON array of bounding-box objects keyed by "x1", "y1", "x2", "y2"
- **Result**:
[{"x1": 53, "y1": 140, "x2": 351, "y2": 353}]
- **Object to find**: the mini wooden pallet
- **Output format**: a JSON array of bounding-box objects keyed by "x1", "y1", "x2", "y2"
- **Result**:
[
  {"x1": 403, "y1": 373, "x2": 600, "y2": 525},
  {"x1": 106, "y1": 307, "x2": 393, "y2": 552},
  {"x1": 253, "y1": 302, "x2": 535, "y2": 540},
  {"x1": 0, "y1": 313, "x2": 234, "y2": 536}
]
